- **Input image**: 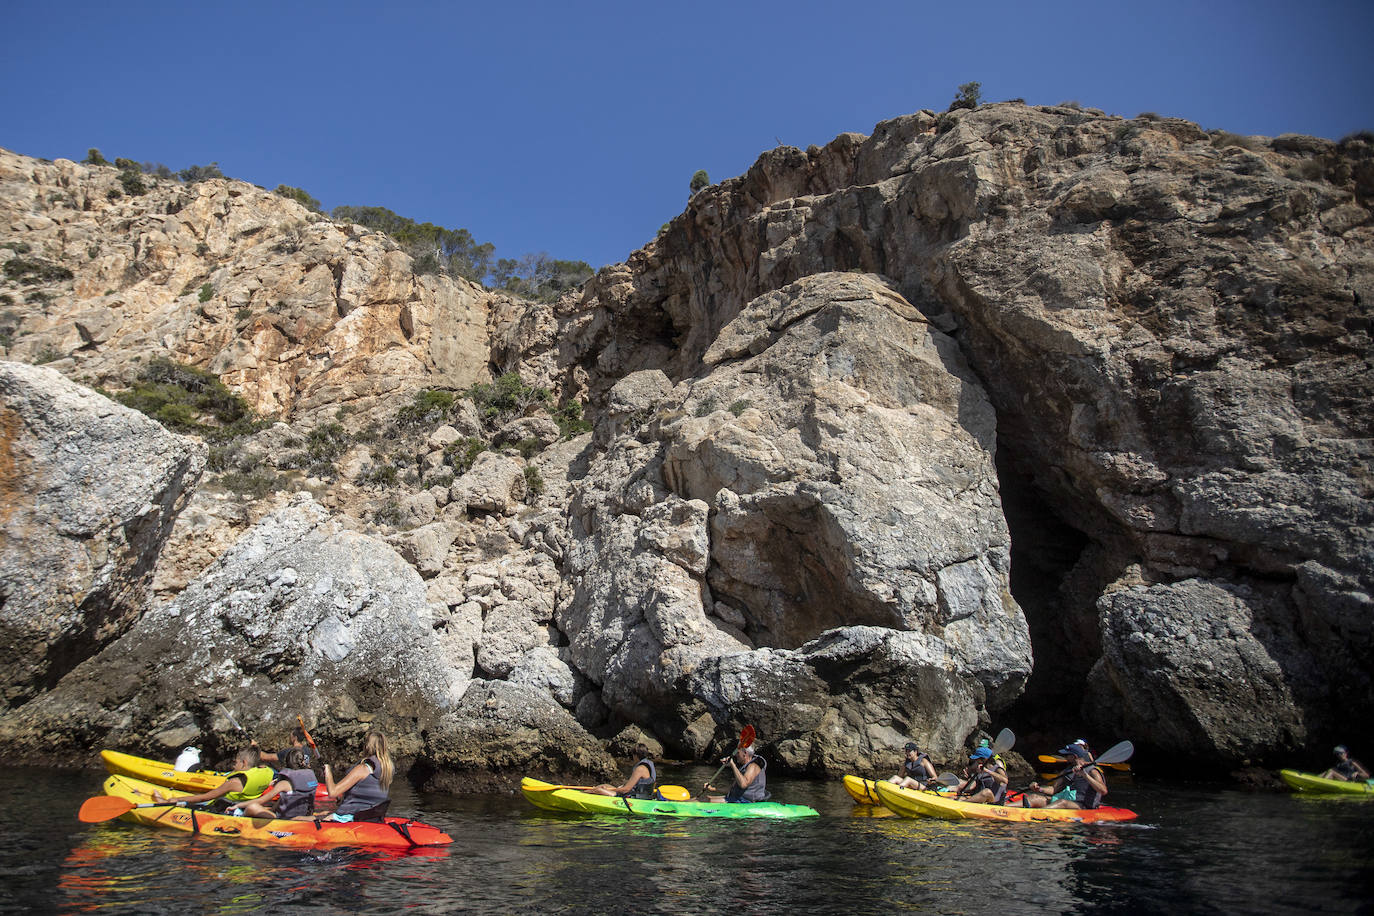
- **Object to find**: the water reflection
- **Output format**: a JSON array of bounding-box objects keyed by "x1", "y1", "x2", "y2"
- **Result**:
[{"x1": 8, "y1": 766, "x2": 1374, "y2": 915}]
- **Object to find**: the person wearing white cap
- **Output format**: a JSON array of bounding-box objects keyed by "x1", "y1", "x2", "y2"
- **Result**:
[
  {"x1": 1320, "y1": 745, "x2": 1369, "y2": 782},
  {"x1": 1023, "y1": 743, "x2": 1108, "y2": 809}
]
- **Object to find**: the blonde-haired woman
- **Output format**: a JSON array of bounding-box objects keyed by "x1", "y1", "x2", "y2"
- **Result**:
[{"x1": 323, "y1": 730, "x2": 393, "y2": 822}]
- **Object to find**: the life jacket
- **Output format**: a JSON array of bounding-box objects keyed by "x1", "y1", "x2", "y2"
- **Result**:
[
  {"x1": 274, "y1": 767, "x2": 318, "y2": 818},
  {"x1": 620, "y1": 759, "x2": 658, "y2": 800},
  {"x1": 1335, "y1": 758, "x2": 1360, "y2": 779},
  {"x1": 336, "y1": 756, "x2": 390, "y2": 817},
  {"x1": 224, "y1": 766, "x2": 275, "y2": 802},
  {"x1": 903, "y1": 754, "x2": 930, "y2": 780},
  {"x1": 1062, "y1": 765, "x2": 1103, "y2": 809},
  {"x1": 725, "y1": 755, "x2": 767, "y2": 802}
]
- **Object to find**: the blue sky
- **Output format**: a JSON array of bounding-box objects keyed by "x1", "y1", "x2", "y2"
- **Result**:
[{"x1": 4, "y1": 0, "x2": 1371, "y2": 274}]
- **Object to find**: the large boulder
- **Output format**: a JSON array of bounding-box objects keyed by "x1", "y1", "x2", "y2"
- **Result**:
[
  {"x1": 0, "y1": 361, "x2": 203, "y2": 708},
  {"x1": 557, "y1": 273, "x2": 1028, "y2": 766}
]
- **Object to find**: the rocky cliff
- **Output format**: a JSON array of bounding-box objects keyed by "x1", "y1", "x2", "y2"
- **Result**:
[{"x1": 0, "y1": 100, "x2": 1369, "y2": 779}]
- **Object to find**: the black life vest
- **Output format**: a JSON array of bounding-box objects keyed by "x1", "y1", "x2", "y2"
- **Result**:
[
  {"x1": 1062, "y1": 765, "x2": 1103, "y2": 809},
  {"x1": 725, "y1": 755, "x2": 767, "y2": 802},
  {"x1": 903, "y1": 754, "x2": 930, "y2": 780},
  {"x1": 275, "y1": 767, "x2": 318, "y2": 818},
  {"x1": 620, "y1": 759, "x2": 658, "y2": 800}
]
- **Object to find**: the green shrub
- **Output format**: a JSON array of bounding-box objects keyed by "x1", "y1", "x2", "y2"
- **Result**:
[
  {"x1": 114, "y1": 357, "x2": 260, "y2": 439},
  {"x1": 114, "y1": 157, "x2": 140, "y2": 171},
  {"x1": 554, "y1": 399, "x2": 592, "y2": 438},
  {"x1": 728, "y1": 399, "x2": 751, "y2": 416},
  {"x1": 84, "y1": 148, "x2": 109, "y2": 166},
  {"x1": 690, "y1": 169, "x2": 710, "y2": 196},
  {"x1": 514, "y1": 437, "x2": 543, "y2": 459},
  {"x1": 397, "y1": 388, "x2": 457, "y2": 427},
  {"x1": 360, "y1": 462, "x2": 399, "y2": 487},
  {"x1": 119, "y1": 170, "x2": 147, "y2": 196},
  {"x1": 3, "y1": 258, "x2": 73, "y2": 283},
  {"x1": 465, "y1": 372, "x2": 550, "y2": 424},
  {"x1": 372, "y1": 498, "x2": 404, "y2": 527},
  {"x1": 198, "y1": 283, "x2": 214, "y2": 303},
  {"x1": 179, "y1": 163, "x2": 224, "y2": 183},
  {"x1": 948, "y1": 81, "x2": 982, "y2": 112},
  {"x1": 694, "y1": 395, "x2": 719, "y2": 417},
  {"x1": 236, "y1": 308, "x2": 252, "y2": 321},
  {"x1": 220, "y1": 469, "x2": 283, "y2": 498},
  {"x1": 274, "y1": 185, "x2": 323, "y2": 212},
  {"x1": 523, "y1": 465, "x2": 545, "y2": 502},
  {"x1": 445, "y1": 437, "x2": 487, "y2": 474},
  {"x1": 1, "y1": 242, "x2": 31, "y2": 255},
  {"x1": 1211, "y1": 131, "x2": 1262, "y2": 151},
  {"x1": 34, "y1": 344, "x2": 62, "y2": 364}
]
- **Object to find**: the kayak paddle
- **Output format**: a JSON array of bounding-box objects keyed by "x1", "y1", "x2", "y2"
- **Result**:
[
  {"x1": 704, "y1": 725, "x2": 756, "y2": 794},
  {"x1": 78, "y1": 795, "x2": 193, "y2": 824},
  {"x1": 991, "y1": 728, "x2": 1015, "y2": 755},
  {"x1": 1038, "y1": 751, "x2": 1131, "y2": 771}
]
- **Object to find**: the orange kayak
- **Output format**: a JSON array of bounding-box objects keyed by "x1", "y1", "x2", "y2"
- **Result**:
[{"x1": 97, "y1": 774, "x2": 452, "y2": 849}]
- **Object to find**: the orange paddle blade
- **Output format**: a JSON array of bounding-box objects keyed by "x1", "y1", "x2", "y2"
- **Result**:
[
  {"x1": 297, "y1": 714, "x2": 317, "y2": 749},
  {"x1": 739, "y1": 725, "x2": 756, "y2": 749},
  {"x1": 78, "y1": 795, "x2": 136, "y2": 823}
]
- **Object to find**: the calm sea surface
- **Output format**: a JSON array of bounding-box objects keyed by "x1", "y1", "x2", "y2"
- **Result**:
[{"x1": 4, "y1": 765, "x2": 1371, "y2": 915}]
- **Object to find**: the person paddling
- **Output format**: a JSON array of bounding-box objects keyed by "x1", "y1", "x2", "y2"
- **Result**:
[
  {"x1": 151, "y1": 746, "x2": 273, "y2": 811},
  {"x1": 888, "y1": 742, "x2": 938, "y2": 790},
  {"x1": 229, "y1": 747, "x2": 319, "y2": 819},
  {"x1": 705, "y1": 744, "x2": 768, "y2": 803},
  {"x1": 1320, "y1": 745, "x2": 1370, "y2": 782},
  {"x1": 589, "y1": 744, "x2": 660, "y2": 799},
  {"x1": 955, "y1": 746, "x2": 1009, "y2": 804},
  {"x1": 1023, "y1": 743, "x2": 1107, "y2": 809},
  {"x1": 322, "y1": 730, "x2": 393, "y2": 822},
  {"x1": 255, "y1": 726, "x2": 317, "y2": 769}
]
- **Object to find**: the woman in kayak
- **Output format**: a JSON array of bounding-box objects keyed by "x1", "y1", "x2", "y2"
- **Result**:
[
  {"x1": 1022, "y1": 743, "x2": 1107, "y2": 809},
  {"x1": 322, "y1": 730, "x2": 393, "y2": 822},
  {"x1": 229, "y1": 747, "x2": 319, "y2": 819},
  {"x1": 705, "y1": 744, "x2": 767, "y2": 803},
  {"x1": 588, "y1": 743, "x2": 659, "y2": 798},
  {"x1": 1320, "y1": 745, "x2": 1370, "y2": 781},
  {"x1": 888, "y1": 742, "x2": 938, "y2": 789},
  {"x1": 151, "y1": 746, "x2": 274, "y2": 810}
]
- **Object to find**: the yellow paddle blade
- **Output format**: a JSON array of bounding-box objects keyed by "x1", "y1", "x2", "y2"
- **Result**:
[{"x1": 658, "y1": 785, "x2": 690, "y2": 801}]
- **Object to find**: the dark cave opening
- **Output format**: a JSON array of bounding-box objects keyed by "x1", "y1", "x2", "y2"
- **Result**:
[{"x1": 994, "y1": 449, "x2": 1102, "y2": 745}]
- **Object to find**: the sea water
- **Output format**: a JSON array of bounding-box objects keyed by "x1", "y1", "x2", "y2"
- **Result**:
[{"x1": 4, "y1": 765, "x2": 1371, "y2": 915}]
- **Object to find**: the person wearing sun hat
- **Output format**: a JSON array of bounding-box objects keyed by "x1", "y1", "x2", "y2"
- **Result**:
[{"x1": 1023, "y1": 743, "x2": 1108, "y2": 809}]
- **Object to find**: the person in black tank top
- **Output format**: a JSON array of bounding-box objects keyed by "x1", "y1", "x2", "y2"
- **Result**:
[
  {"x1": 323, "y1": 730, "x2": 394, "y2": 822},
  {"x1": 1320, "y1": 745, "x2": 1370, "y2": 782},
  {"x1": 589, "y1": 744, "x2": 659, "y2": 798},
  {"x1": 888, "y1": 742, "x2": 938, "y2": 789}
]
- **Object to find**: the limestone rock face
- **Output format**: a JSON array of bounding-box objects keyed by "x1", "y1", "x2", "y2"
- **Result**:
[
  {"x1": 557, "y1": 273, "x2": 1028, "y2": 765},
  {"x1": 0, "y1": 361, "x2": 202, "y2": 707},
  {"x1": 1, "y1": 105, "x2": 1369, "y2": 773},
  {"x1": 561, "y1": 106, "x2": 1372, "y2": 761},
  {"x1": 0, "y1": 496, "x2": 466, "y2": 761},
  {"x1": 0, "y1": 149, "x2": 492, "y2": 420}
]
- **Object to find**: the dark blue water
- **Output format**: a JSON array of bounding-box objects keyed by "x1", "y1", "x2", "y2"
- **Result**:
[{"x1": 4, "y1": 766, "x2": 1371, "y2": 915}]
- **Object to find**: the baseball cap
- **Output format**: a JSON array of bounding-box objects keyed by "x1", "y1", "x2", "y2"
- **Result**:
[{"x1": 970, "y1": 747, "x2": 993, "y2": 760}]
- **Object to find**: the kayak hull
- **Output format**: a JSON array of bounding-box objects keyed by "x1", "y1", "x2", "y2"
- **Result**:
[
  {"x1": 102, "y1": 749, "x2": 226, "y2": 793},
  {"x1": 520, "y1": 777, "x2": 818, "y2": 818},
  {"x1": 97, "y1": 774, "x2": 452, "y2": 848},
  {"x1": 1280, "y1": 769, "x2": 1374, "y2": 795},
  {"x1": 843, "y1": 775, "x2": 887, "y2": 806},
  {"x1": 874, "y1": 780, "x2": 1137, "y2": 823}
]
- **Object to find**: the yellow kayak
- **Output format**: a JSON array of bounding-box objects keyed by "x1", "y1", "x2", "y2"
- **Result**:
[
  {"x1": 101, "y1": 750, "x2": 226, "y2": 793},
  {"x1": 874, "y1": 780, "x2": 1138, "y2": 823}
]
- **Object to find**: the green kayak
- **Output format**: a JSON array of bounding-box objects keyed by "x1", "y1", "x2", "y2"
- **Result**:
[
  {"x1": 1279, "y1": 769, "x2": 1374, "y2": 795},
  {"x1": 520, "y1": 778, "x2": 819, "y2": 818}
]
